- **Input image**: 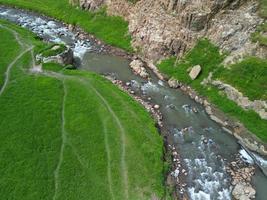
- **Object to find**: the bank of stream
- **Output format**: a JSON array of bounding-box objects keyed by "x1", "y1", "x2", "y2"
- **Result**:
[{"x1": 0, "y1": 6, "x2": 267, "y2": 200}]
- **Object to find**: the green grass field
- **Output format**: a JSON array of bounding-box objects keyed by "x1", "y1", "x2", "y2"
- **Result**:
[
  {"x1": 0, "y1": 0, "x2": 132, "y2": 51},
  {"x1": 259, "y1": 0, "x2": 267, "y2": 18},
  {"x1": 0, "y1": 20, "x2": 166, "y2": 200},
  {"x1": 158, "y1": 39, "x2": 267, "y2": 142}
]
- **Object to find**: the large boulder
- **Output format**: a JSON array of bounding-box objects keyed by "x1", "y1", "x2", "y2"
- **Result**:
[
  {"x1": 232, "y1": 183, "x2": 256, "y2": 200},
  {"x1": 130, "y1": 59, "x2": 149, "y2": 79},
  {"x1": 79, "y1": 0, "x2": 104, "y2": 11},
  {"x1": 189, "y1": 65, "x2": 202, "y2": 80},
  {"x1": 36, "y1": 45, "x2": 74, "y2": 66}
]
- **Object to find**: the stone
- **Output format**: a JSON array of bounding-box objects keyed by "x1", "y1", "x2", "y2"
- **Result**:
[
  {"x1": 189, "y1": 65, "x2": 202, "y2": 80},
  {"x1": 154, "y1": 104, "x2": 160, "y2": 109},
  {"x1": 79, "y1": 0, "x2": 104, "y2": 11},
  {"x1": 232, "y1": 183, "x2": 256, "y2": 200},
  {"x1": 51, "y1": 45, "x2": 61, "y2": 51},
  {"x1": 168, "y1": 77, "x2": 180, "y2": 88},
  {"x1": 129, "y1": 59, "x2": 149, "y2": 79},
  {"x1": 37, "y1": 47, "x2": 74, "y2": 66}
]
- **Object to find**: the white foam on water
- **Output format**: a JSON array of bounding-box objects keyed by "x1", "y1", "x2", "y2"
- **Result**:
[
  {"x1": 252, "y1": 152, "x2": 267, "y2": 168},
  {"x1": 0, "y1": 10, "x2": 9, "y2": 16},
  {"x1": 73, "y1": 40, "x2": 91, "y2": 59},
  {"x1": 182, "y1": 104, "x2": 193, "y2": 113},
  {"x1": 141, "y1": 81, "x2": 160, "y2": 94},
  {"x1": 188, "y1": 187, "x2": 211, "y2": 200},
  {"x1": 0, "y1": 7, "x2": 96, "y2": 61},
  {"x1": 130, "y1": 80, "x2": 141, "y2": 89},
  {"x1": 184, "y1": 146, "x2": 231, "y2": 200},
  {"x1": 218, "y1": 188, "x2": 232, "y2": 200},
  {"x1": 158, "y1": 80, "x2": 164, "y2": 86},
  {"x1": 47, "y1": 21, "x2": 57, "y2": 28},
  {"x1": 239, "y1": 149, "x2": 254, "y2": 164}
]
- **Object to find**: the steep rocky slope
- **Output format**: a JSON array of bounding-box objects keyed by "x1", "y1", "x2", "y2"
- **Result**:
[{"x1": 77, "y1": 0, "x2": 263, "y2": 63}]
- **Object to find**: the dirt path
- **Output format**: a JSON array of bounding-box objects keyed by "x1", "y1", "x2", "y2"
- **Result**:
[
  {"x1": 0, "y1": 26, "x2": 33, "y2": 96},
  {"x1": 102, "y1": 119, "x2": 115, "y2": 200},
  {"x1": 52, "y1": 79, "x2": 67, "y2": 200},
  {"x1": 82, "y1": 80, "x2": 129, "y2": 200}
]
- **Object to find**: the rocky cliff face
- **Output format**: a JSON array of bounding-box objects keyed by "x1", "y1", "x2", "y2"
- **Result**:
[{"x1": 76, "y1": 0, "x2": 263, "y2": 63}]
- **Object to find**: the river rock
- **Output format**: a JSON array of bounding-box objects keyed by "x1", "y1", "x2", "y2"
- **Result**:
[
  {"x1": 154, "y1": 104, "x2": 160, "y2": 109},
  {"x1": 130, "y1": 59, "x2": 149, "y2": 79},
  {"x1": 232, "y1": 183, "x2": 256, "y2": 200},
  {"x1": 168, "y1": 77, "x2": 180, "y2": 88},
  {"x1": 189, "y1": 65, "x2": 201, "y2": 80}
]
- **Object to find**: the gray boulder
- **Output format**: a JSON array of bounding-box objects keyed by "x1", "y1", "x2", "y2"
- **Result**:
[{"x1": 189, "y1": 65, "x2": 202, "y2": 80}]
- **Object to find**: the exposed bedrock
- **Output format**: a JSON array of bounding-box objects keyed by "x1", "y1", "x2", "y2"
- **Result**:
[{"x1": 76, "y1": 0, "x2": 263, "y2": 62}]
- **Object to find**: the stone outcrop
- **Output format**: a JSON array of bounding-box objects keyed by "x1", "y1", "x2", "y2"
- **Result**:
[
  {"x1": 232, "y1": 183, "x2": 256, "y2": 200},
  {"x1": 226, "y1": 155, "x2": 256, "y2": 200},
  {"x1": 76, "y1": 0, "x2": 105, "y2": 10},
  {"x1": 130, "y1": 59, "x2": 149, "y2": 78},
  {"x1": 36, "y1": 47, "x2": 74, "y2": 66},
  {"x1": 212, "y1": 80, "x2": 267, "y2": 120},
  {"x1": 77, "y1": 0, "x2": 263, "y2": 63}
]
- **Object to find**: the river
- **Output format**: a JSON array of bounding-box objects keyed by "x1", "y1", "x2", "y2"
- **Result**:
[{"x1": 0, "y1": 5, "x2": 267, "y2": 200}]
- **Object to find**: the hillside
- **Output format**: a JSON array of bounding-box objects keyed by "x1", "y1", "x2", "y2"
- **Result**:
[{"x1": 0, "y1": 20, "x2": 166, "y2": 200}]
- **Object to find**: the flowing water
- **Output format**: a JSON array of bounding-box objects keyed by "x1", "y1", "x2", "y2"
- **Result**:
[{"x1": 1, "y1": 6, "x2": 267, "y2": 200}]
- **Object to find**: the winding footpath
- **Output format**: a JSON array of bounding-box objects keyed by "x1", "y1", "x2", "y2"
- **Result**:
[
  {"x1": 102, "y1": 119, "x2": 115, "y2": 200},
  {"x1": 0, "y1": 25, "x2": 33, "y2": 96},
  {"x1": 82, "y1": 80, "x2": 129, "y2": 200},
  {"x1": 52, "y1": 79, "x2": 67, "y2": 200}
]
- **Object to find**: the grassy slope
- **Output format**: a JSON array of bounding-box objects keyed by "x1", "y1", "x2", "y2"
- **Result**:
[
  {"x1": 0, "y1": 28, "x2": 21, "y2": 87},
  {"x1": 158, "y1": 39, "x2": 267, "y2": 142},
  {"x1": 0, "y1": 20, "x2": 165, "y2": 199},
  {"x1": 260, "y1": 0, "x2": 267, "y2": 18},
  {"x1": 214, "y1": 57, "x2": 267, "y2": 101},
  {"x1": 0, "y1": 0, "x2": 132, "y2": 51}
]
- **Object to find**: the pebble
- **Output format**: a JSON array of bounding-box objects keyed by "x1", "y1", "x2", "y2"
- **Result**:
[{"x1": 154, "y1": 104, "x2": 160, "y2": 109}]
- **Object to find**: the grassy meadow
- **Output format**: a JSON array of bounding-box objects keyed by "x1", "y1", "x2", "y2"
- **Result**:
[{"x1": 0, "y1": 20, "x2": 166, "y2": 199}]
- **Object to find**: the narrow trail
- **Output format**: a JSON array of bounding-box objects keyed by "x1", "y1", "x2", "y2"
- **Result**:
[
  {"x1": 0, "y1": 26, "x2": 32, "y2": 96},
  {"x1": 81, "y1": 79, "x2": 129, "y2": 200},
  {"x1": 102, "y1": 119, "x2": 115, "y2": 200},
  {"x1": 52, "y1": 79, "x2": 67, "y2": 200},
  {"x1": 68, "y1": 142, "x2": 88, "y2": 169}
]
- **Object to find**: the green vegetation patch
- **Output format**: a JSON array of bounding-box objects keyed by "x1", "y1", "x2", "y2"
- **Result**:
[
  {"x1": 0, "y1": 0, "x2": 132, "y2": 51},
  {"x1": 158, "y1": 39, "x2": 225, "y2": 84},
  {"x1": 158, "y1": 39, "x2": 267, "y2": 142},
  {"x1": 259, "y1": 0, "x2": 267, "y2": 18},
  {"x1": 0, "y1": 27, "x2": 21, "y2": 88},
  {"x1": 214, "y1": 57, "x2": 267, "y2": 101},
  {"x1": 39, "y1": 43, "x2": 67, "y2": 58},
  {"x1": 0, "y1": 20, "x2": 166, "y2": 199},
  {"x1": 251, "y1": 22, "x2": 267, "y2": 47}
]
